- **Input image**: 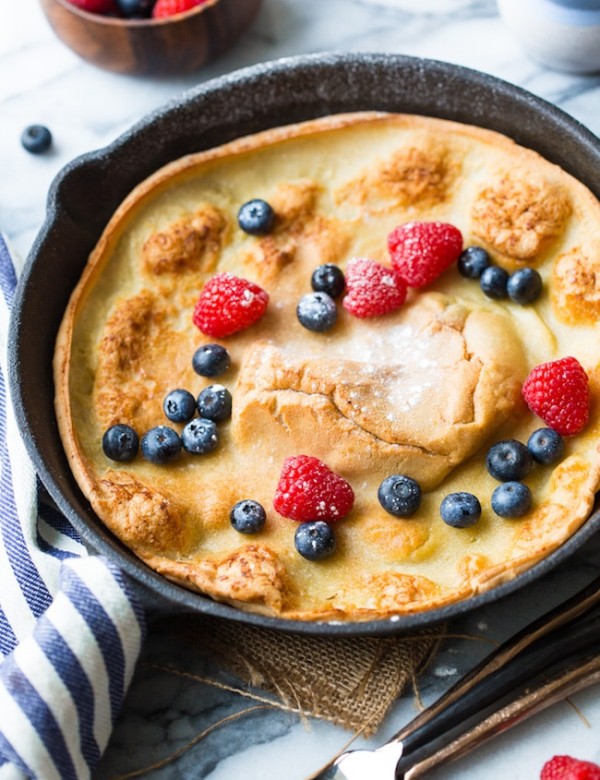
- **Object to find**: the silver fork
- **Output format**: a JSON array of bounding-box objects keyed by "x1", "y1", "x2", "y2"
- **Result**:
[{"x1": 307, "y1": 574, "x2": 600, "y2": 780}]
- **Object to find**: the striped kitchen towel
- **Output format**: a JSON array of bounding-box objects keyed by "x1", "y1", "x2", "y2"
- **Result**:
[{"x1": 0, "y1": 233, "x2": 146, "y2": 779}]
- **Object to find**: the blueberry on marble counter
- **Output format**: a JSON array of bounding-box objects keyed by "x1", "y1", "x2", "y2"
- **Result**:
[{"x1": 21, "y1": 124, "x2": 52, "y2": 154}]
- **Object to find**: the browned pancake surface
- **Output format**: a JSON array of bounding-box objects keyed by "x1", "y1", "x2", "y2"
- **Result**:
[{"x1": 54, "y1": 113, "x2": 600, "y2": 621}]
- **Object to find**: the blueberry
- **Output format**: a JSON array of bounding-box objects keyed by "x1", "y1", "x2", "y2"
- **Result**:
[
  {"x1": 116, "y1": 0, "x2": 155, "y2": 16},
  {"x1": 140, "y1": 426, "x2": 181, "y2": 465},
  {"x1": 377, "y1": 474, "x2": 421, "y2": 517},
  {"x1": 457, "y1": 246, "x2": 491, "y2": 279},
  {"x1": 506, "y1": 267, "x2": 543, "y2": 304},
  {"x1": 197, "y1": 384, "x2": 232, "y2": 422},
  {"x1": 527, "y1": 427, "x2": 564, "y2": 465},
  {"x1": 480, "y1": 265, "x2": 509, "y2": 299},
  {"x1": 238, "y1": 199, "x2": 275, "y2": 235},
  {"x1": 311, "y1": 264, "x2": 346, "y2": 298},
  {"x1": 296, "y1": 292, "x2": 337, "y2": 332},
  {"x1": 21, "y1": 124, "x2": 52, "y2": 154},
  {"x1": 486, "y1": 439, "x2": 533, "y2": 482},
  {"x1": 181, "y1": 418, "x2": 218, "y2": 454},
  {"x1": 230, "y1": 499, "x2": 267, "y2": 534},
  {"x1": 294, "y1": 521, "x2": 336, "y2": 561},
  {"x1": 163, "y1": 388, "x2": 196, "y2": 423},
  {"x1": 491, "y1": 481, "x2": 532, "y2": 518},
  {"x1": 192, "y1": 344, "x2": 231, "y2": 377},
  {"x1": 440, "y1": 492, "x2": 481, "y2": 528},
  {"x1": 102, "y1": 424, "x2": 139, "y2": 462}
]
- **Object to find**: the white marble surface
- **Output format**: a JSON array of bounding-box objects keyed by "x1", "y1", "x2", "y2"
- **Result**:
[{"x1": 2, "y1": 1, "x2": 600, "y2": 778}]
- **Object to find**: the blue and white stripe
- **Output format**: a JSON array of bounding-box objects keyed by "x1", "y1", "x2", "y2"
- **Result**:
[{"x1": 0, "y1": 233, "x2": 145, "y2": 779}]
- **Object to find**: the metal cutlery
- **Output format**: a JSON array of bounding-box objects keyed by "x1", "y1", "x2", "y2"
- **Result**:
[{"x1": 307, "y1": 574, "x2": 600, "y2": 780}]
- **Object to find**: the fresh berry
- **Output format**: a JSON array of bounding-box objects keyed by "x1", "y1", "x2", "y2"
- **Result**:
[
  {"x1": 163, "y1": 388, "x2": 196, "y2": 423},
  {"x1": 491, "y1": 481, "x2": 532, "y2": 518},
  {"x1": 311, "y1": 264, "x2": 346, "y2": 298},
  {"x1": 273, "y1": 455, "x2": 354, "y2": 522},
  {"x1": 237, "y1": 198, "x2": 275, "y2": 235},
  {"x1": 522, "y1": 356, "x2": 590, "y2": 436},
  {"x1": 181, "y1": 418, "x2": 218, "y2": 454},
  {"x1": 377, "y1": 475, "x2": 422, "y2": 518},
  {"x1": 102, "y1": 424, "x2": 139, "y2": 462},
  {"x1": 192, "y1": 343, "x2": 231, "y2": 377},
  {"x1": 342, "y1": 258, "x2": 407, "y2": 318},
  {"x1": 296, "y1": 292, "x2": 337, "y2": 332},
  {"x1": 230, "y1": 500, "x2": 267, "y2": 534},
  {"x1": 507, "y1": 267, "x2": 543, "y2": 304},
  {"x1": 440, "y1": 492, "x2": 481, "y2": 528},
  {"x1": 197, "y1": 384, "x2": 232, "y2": 422},
  {"x1": 541, "y1": 755, "x2": 600, "y2": 780},
  {"x1": 486, "y1": 439, "x2": 534, "y2": 482},
  {"x1": 21, "y1": 125, "x2": 52, "y2": 155},
  {"x1": 527, "y1": 428, "x2": 564, "y2": 465},
  {"x1": 140, "y1": 426, "x2": 181, "y2": 464},
  {"x1": 457, "y1": 246, "x2": 491, "y2": 279},
  {"x1": 480, "y1": 265, "x2": 509, "y2": 299},
  {"x1": 192, "y1": 272, "x2": 269, "y2": 338},
  {"x1": 294, "y1": 521, "x2": 336, "y2": 561},
  {"x1": 116, "y1": 0, "x2": 155, "y2": 15},
  {"x1": 388, "y1": 221, "x2": 463, "y2": 288},
  {"x1": 65, "y1": 0, "x2": 118, "y2": 12}
]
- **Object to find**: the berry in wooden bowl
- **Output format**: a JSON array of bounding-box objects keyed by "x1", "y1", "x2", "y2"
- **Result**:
[{"x1": 38, "y1": 0, "x2": 263, "y2": 76}]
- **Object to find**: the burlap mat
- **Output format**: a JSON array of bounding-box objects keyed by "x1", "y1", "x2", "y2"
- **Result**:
[{"x1": 158, "y1": 614, "x2": 444, "y2": 738}]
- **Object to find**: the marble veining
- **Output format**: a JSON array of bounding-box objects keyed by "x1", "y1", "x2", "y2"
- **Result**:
[{"x1": 1, "y1": 0, "x2": 600, "y2": 778}]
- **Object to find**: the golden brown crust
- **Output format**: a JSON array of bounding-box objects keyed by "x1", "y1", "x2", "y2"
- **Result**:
[
  {"x1": 54, "y1": 111, "x2": 600, "y2": 623},
  {"x1": 552, "y1": 242, "x2": 600, "y2": 324},
  {"x1": 471, "y1": 174, "x2": 571, "y2": 265},
  {"x1": 141, "y1": 203, "x2": 229, "y2": 278},
  {"x1": 334, "y1": 140, "x2": 458, "y2": 211}
]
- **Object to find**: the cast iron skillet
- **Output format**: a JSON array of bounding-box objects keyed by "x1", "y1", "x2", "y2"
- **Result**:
[{"x1": 8, "y1": 53, "x2": 600, "y2": 636}]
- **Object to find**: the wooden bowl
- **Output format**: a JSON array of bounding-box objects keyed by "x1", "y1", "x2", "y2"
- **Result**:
[{"x1": 38, "y1": 0, "x2": 263, "y2": 76}]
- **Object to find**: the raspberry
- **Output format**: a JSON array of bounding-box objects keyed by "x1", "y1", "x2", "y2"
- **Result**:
[
  {"x1": 274, "y1": 455, "x2": 354, "y2": 522},
  {"x1": 388, "y1": 221, "x2": 463, "y2": 288},
  {"x1": 342, "y1": 258, "x2": 407, "y2": 318},
  {"x1": 541, "y1": 755, "x2": 600, "y2": 780},
  {"x1": 65, "y1": 0, "x2": 118, "y2": 12},
  {"x1": 152, "y1": 0, "x2": 207, "y2": 18},
  {"x1": 522, "y1": 356, "x2": 590, "y2": 436},
  {"x1": 192, "y1": 272, "x2": 269, "y2": 338}
]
